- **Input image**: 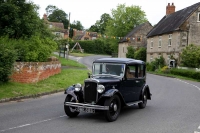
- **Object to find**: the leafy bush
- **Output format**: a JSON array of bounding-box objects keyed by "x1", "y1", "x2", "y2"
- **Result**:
[
  {"x1": 181, "y1": 44, "x2": 200, "y2": 68},
  {"x1": 146, "y1": 56, "x2": 166, "y2": 71},
  {"x1": 170, "y1": 68, "x2": 200, "y2": 80},
  {"x1": 126, "y1": 46, "x2": 135, "y2": 58},
  {"x1": 134, "y1": 47, "x2": 146, "y2": 61},
  {"x1": 67, "y1": 38, "x2": 114, "y2": 55},
  {"x1": 0, "y1": 40, "x2": 17, "y2": 83}
]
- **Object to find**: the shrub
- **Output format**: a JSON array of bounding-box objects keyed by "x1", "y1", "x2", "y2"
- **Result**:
[
  {"x1": 0, "y1": 41, "x2": 17, "y2": 83},
  {"x1": 170, "y1": 68, "x2": 200, "y2": 80}
]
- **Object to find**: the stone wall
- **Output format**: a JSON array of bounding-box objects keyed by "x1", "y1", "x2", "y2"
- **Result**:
[{"x1": 11, "y1": 58, "x2": 61, "y2": 83}]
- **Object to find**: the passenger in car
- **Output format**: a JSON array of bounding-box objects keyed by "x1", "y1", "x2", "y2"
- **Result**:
[{"x1": 126, "y1": 67, "x2": 134, "y2": 79}]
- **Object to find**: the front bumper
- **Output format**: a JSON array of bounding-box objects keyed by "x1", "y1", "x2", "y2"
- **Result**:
[{"x1": 64, "y1": 102, "x2": 109, "y2": 110}]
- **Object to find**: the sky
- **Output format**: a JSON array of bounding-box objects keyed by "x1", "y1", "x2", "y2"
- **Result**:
[{"x1": 31, "y1": 0, "x2": 200, "y2": 29}]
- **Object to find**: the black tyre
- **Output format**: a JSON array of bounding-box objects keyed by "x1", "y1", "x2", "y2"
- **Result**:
[
  {"x1": 104, "y1": 95, "x2": 121, "y2": 122},
  {"x1": 138, "y1": 90, "x2": 147, "y2": 109},
  {"x1": 64, "y1": 96, "x2": 79, "y2": 118}
]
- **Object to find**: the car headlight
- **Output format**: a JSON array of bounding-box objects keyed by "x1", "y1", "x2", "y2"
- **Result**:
[
  {"x1": 75, "y1": 83, "x2": 82, "y2": 92},
  {"x1": 97, "y1": 85, "x2": 105, "y2": 93}
]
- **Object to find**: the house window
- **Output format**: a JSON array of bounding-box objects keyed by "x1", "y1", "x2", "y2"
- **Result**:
[
  {"x1": 158, "y1": 36, "x2": 162, "y2": 47},
  {"x1": 158, "y1": 53, "x2": 161, "y2": 58},
  {"x1": 137, "y1": 36, "x2": 141, "y2": 42},
  {"x1": 49, "y1": 24, "x2": 52, "y2": 28},
  {"x1": 168, "y1": 34, "x2": 172, "y2": 46},
  {"x1": 150, "y1": 39, "x2": 153, "y2": 48},
  {"x1": 150, "y1": 56, "x2": 153, "y2": 62},
  {"x1": 198, "y1": 12, "x2": 200, "y2": 22}
]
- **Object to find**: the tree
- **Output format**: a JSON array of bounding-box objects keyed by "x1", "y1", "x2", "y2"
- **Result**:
[
  {"x1": 181, "y1": 44, "x2": 200, "y2": 68},
  {"x1": 45, "y1": 5, "x2": 57, "y2": 16},
  {"x1": 134, "y1": 47, "x2": 146, "y2": 61},
  {"x1": 70, "y1": 20, "x2": 84, "y2": 30},
  {"x1": 89, "y1": 13, "x2": 111, "y2": 34},
  {"x1": 48, "y1": 10, "x2": 69, "y2": 29},
  {"x1": 105, "y1": 4, "x2": 147, "y2": 37},
  {"x1": 0, "y1": 0, "x2": 45, "y2": 39},
  {"x1": 88, "y1": 20, "x2": 101, "y2": 32}
]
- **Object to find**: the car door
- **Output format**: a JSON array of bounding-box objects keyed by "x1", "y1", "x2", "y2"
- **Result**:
[
  {"x1": 121, "y1": 64, "x2": 145, "y2": 102},
  {"x1": 133, "y1": 64, "x2": 146, "y2": 101}
]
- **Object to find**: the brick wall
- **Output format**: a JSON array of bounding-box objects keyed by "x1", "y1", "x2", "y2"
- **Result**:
[{"x1": 11, "y1": 57, "x2": 61, "y2": 83}]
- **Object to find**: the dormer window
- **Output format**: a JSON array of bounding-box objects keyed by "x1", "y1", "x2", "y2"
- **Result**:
[{"x1": 198, "y1": 12, "x2": 200, "y2": 22}]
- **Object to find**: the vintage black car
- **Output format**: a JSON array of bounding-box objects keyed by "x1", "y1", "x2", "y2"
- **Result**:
[{"x1": 64, "y1": 58, "x2": 151, "y2": 122}]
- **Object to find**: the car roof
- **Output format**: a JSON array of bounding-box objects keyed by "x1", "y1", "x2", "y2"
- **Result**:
[{"x1": 93, "y1": 58, "x2": 145, "y2": 65}]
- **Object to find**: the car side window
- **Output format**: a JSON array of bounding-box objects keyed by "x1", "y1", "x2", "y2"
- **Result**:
[
  {"x1": 126, "y1": 65, "x2": 136, "y2": 79},
  {"x1": 138, "y1": 65, "x2": 145, "y2": 78}
]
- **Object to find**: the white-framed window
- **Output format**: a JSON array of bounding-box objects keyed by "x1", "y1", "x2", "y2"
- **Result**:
[
  {"x1": 158, "y1": 36, "x2": 162, "y2": 48},
  {"x1": 198, "y1": 12, "x2": 200, "y2": 22},
  {"x1": 150, "y1": 38, "x2": 153, "y2": 48},
  {"x1": 168, "y1": 34, "x2": 172, "y2": 46},
  {"x1": 150, "y1": 55, "x2": 153, "y2": 62}
]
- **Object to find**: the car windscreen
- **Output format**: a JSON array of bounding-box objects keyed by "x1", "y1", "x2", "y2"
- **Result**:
[{"x1": 92, "y1": 63, "x2": 125, "y2": 77}]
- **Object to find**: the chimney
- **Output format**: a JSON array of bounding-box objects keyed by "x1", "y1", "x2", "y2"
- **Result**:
[
  {"x1": 43, "y1": 14, "x2": 48, "y2": 21},
  {"x1": 166, "y1": 3, "x2": 175, "y2": 15}
]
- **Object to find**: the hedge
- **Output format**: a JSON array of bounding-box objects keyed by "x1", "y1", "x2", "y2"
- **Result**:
[{"x1": 170, "y1": 68, "x2": 200, "y2": 80}]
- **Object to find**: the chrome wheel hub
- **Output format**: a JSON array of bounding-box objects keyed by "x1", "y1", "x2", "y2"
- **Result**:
[{"x1": 113, "y1": 104, "x2": 117, "y2": 111}]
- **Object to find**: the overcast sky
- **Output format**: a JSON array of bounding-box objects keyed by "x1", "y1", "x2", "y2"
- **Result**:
[{"x1": 31, "y1": 0, "x2": 200, "y2": 29}]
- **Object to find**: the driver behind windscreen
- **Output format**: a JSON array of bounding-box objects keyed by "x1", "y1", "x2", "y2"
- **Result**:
[{"x1": 106, "y1": 64, "x2": 116, "y2": 75}]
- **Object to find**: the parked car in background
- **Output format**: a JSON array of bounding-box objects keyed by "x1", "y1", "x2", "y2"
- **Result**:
[{"x1": 64, "y1": 58, "x2": 152, "y2": 122}]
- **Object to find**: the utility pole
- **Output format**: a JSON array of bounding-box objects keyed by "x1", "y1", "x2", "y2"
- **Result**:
[{"x1": 66, "y1": 12, "x2": 70, "y2": 59}]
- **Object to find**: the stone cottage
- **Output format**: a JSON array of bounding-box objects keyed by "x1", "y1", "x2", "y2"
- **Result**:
[
  {"x1": 146, "y1": 2, "x2": 200, "y2": 65},
  {"x1": 118, "y1": 21, "x2": 153, "y2": 58}
]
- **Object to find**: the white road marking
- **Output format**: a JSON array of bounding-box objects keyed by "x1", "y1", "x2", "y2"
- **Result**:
[
  {"x1": 176, "y1": 79, "x2": 200, "y2": 91},
  {"x1": 0, "y1": 115, "x2": 66, "y2": 132},
  {"x1": 198, "y1": 125, "x2": 200, "y2": 129},
  {"x1": 194, "y1": 131, "x2": 200, "y2": 133}
]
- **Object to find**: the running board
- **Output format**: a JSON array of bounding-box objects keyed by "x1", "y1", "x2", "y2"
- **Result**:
[{"x1": 126, "y1": 101, "x2": 142, "y2": 106}]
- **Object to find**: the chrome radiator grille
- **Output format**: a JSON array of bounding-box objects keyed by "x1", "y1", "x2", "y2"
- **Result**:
[{"x1": 84, "y1": 82, "x2": 97, "y2": 103}]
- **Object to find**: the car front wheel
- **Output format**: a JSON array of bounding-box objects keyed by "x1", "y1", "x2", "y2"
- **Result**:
[
  {"x1": 104, "y1": 95, "x2": 121, "y2": 122},
  {"x1": 138, "y1": 90, "x2": 147, "y2": 109},
  {"x1": 64, "y1": 96, "x2": 80, "y2": 118}
]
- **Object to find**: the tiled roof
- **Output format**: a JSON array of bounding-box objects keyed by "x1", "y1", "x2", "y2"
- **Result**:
[
  {"x1": 147, "y1": 2, "x2": 200, "y2": 37},
  {"x1": 49, "y1": 22, "x2": 64, "y2": 30}
]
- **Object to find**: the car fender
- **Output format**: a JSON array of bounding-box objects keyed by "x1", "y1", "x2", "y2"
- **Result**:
[
  {"x1": 100, "y1": 89, "x2": 126, "y2": 105},
  {"x1": 142, "y1": 84, "x2": 151, "y2": 100},
  {"x1": 64, "y1": 86, "x2": 79, "y2": 102}
]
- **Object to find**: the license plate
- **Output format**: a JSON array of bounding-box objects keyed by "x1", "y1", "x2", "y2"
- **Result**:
[{"x1": 75, "y1": 107, "x2": 95, "y2": 113}]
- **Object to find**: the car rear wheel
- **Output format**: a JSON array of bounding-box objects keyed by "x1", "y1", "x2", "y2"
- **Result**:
[
  {"x1": 64, "y1": 96, "x2": 80, "y2": 117},
  {"x1": 104, "y1": 95, "x2": 121, "y2": 122},
  {"x1": 138, "y1": 90, "x2": 147, "y2": 109}
]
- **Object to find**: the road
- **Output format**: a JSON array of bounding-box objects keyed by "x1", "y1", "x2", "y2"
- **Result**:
[{"x1": 0, "y1": 56, "x2": 200, "y2": 133}]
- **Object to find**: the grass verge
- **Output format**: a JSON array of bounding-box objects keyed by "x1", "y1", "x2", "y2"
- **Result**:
[
  {"x1": 0, "y1": 69, "x2": 89, "y2": 100},
  {"x1": 52, "y1": 54, "x2": 86, "y2": 68},
  {"x1": 69, "y1": 52, "x2": 94, "y2": 57},
  {"x1": 148, "y1": 71, "x2": 200, "y2": 82}
]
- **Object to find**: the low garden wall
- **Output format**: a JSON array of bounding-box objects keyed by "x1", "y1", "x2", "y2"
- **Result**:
[{"x1": 10, "y1": 57, "x2": 61, "y2": 83}]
